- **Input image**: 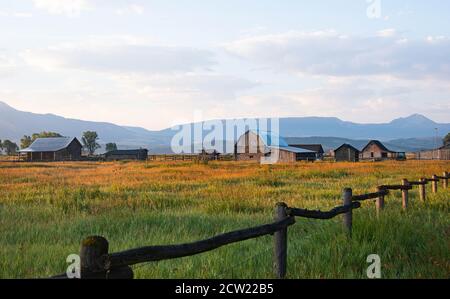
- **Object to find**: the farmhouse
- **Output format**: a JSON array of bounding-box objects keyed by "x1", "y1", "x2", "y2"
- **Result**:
[
  {"x1": 234, "y1": 130, "x2": 316, "y2": 163},
  {"x1": 360, "y1": 140, "x2": 405, "y2": 160},
  {"x1": 289, "y1": 144, "x2": 324, "y2": 160},
  {"x1": 334, "y1": 144, "x2": 360, "y2": 162},
  {"x1": 19, "y1": 137, "x2": 82, "y2": 161},
  {"x1": 104, "y1": 149, "x2": 148, "y2": 161}
]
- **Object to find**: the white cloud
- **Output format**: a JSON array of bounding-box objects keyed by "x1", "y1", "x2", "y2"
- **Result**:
[
  {"x1": 32, "y1": 0, "x2": 91, "y2": 16},
  {"x1": 224, "y1": 30, "x2": 450, "y2": 80},
  {"x1": 22, "y1": 38, "x2": 216, "y2": 74},
  {"x1": 115, "y1": 4, "x2": 144, "y2": 16}
]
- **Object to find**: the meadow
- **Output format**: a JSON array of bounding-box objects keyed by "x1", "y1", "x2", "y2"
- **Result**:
[{"x1": 0, "y1": 160, "x2": 449, "y2": 279}]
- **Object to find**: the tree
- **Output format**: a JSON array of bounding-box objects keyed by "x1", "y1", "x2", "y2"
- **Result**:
[
  {"x1": 444, "y1": 133, "x2": 450, "y2": 147},
  {"x1": 20, "y1": 135, "x2": 33, "y2": 149},
  {"x1": 21, "y1": 131, "x2": 63, "y2": 149},
  {"x1": 105, "y1": 143, "x2": 118, "y2": 152},
  {"x1": 2, "y1": 140, "x2": 19, "y2": 155},
  {"x1": 82, "y1": 131, "x2": 101, "y2": 155}
]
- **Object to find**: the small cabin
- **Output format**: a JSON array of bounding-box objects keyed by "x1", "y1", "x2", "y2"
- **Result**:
[
  {"x1": 334, "y1": 144, "x2": 360, "y2": 162},
  {"x1": 360, "y1": 140, "x2": 405, "y2": 160},
  {"x1": 105, "y1": 149, "x2": 148, "y2": 161},
  {"x1": 234, "y1": 130, "x2": 315, "y2": 163},
  {"x1": 289, "y1": 144, "x2": 324, "y2": 161},
  {"x1": 19, "y1": 137, "x2": 82, "y2": 161}
]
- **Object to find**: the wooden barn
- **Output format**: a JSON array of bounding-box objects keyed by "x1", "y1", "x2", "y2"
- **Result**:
[
  {"x1": 289, "y1": 144, "x2": 324, "y2": 160},
  {"x1": 234, "y1": 130, "x2": 316, "y2": 163},
  {"x1": 104, "y1": 149, "x2": 148, "y2": 161},
  {"x1": 360, "y1": 140, "x2": 405, "y2": 160},
  {"x1": 19, "y1": 137, "x2": 82, "y2": 161},
  {"x1": 334, "y1": 144, "x2": 360, "y2": 162}
]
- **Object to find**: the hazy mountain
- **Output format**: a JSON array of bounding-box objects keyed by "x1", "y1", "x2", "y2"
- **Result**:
[{"x1": 0, "y1": 101, "x2": 448, "y2": 153}]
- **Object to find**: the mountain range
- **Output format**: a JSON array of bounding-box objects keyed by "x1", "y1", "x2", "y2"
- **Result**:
[{"x1": 0, "y1": 101, "x2": 448, "y2": 153}]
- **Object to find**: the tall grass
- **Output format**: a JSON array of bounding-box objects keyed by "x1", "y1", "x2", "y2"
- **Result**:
[{"x1": 0, "y1": 160, "x2": 448, "y2": 278}]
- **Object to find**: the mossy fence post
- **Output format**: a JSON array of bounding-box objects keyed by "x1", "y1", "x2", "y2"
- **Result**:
[
  {"x1": 432, "y1": 175, "x2": 438, "y2": 194},
  {"x1": 80, "y1": 236, "x2": 133, "y2": 279},
  {"x1": 401, "y1": 179, "x2": 409, "y2": 210},
  {"x1": 376, "y1": 186, "x2": 385, "y2": 217},
  {"x1": 419, "y1": 178, "x2": 427, "y2": 202},
  {"x1": 273, "y1": 202, "x2": 288, "y2": 279},
  {"x1": 343, "y1": 188, "x2": 352, "y2": 237}
]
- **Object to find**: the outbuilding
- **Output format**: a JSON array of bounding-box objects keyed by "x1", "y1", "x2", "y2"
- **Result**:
[
  {"x1": 334, "y1": 144, "x2": 360, "y2": 162},
  {"x1": 19, "y1": 137, "x2": 82, "y2": 161},
  {"x1": 104, "y1": 149, "x2": 148, "y2": 161}
]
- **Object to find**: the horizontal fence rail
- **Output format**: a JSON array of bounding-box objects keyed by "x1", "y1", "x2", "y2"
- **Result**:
[{"x1": 51, "y1": 171, "x2": 449, "y2": 279}]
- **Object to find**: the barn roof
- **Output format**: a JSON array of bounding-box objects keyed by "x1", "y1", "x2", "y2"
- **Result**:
[
  {"x1": 289, "y1": 144, "x2": 324, "y2": 153},
  {"x1": 247, "y1": 131, "x2": 314, "y2": 154},
  {"x1": 105, "y1": 149, "x2": 148, "y2": 155},
  {"x1": 20, "y1": 137, "x2": 80, "y2": 153},
  {"x1": 361, "y1": 140, "x2": 393, "y2": 153},
  {"x1": 335, "y1": 143, "x2": 360, "y2": 153}
]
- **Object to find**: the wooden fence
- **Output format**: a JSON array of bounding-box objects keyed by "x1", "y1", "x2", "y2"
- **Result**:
[{"x1": 51, "y1": 171, "x2": 449, "y2": 279}]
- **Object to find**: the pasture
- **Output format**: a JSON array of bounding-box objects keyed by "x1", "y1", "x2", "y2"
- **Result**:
[{"x1": 0, "y1": 160, "x2": 449, "y2": 278}]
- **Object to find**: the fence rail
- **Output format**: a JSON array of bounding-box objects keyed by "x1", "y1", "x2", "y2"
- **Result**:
[{"x1": 52, "y1": 171, "x2": 449, "y2": 279}]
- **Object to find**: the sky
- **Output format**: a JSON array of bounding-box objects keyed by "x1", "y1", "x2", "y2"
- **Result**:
[{"x1": 1, "y1": 0, "x2": 450, "y2": 130}]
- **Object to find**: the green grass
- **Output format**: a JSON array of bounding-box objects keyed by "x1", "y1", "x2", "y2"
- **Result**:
[{"x1": 0, "y1": 160, "x2": 449, "y2": 278}]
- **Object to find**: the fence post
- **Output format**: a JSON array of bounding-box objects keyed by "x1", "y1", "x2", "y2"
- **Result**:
[
  {"x1": 432, "y1": 175, "x2": 438, "y2": 194},
  {"x1": 401, "y1": 179, "x2": 409, "y2": 210},
  {"x1": 444, "y1": 172, "x2": 449, "y2": 189},
  {"x1": 343, "y1": 188, "x2": 352, "y2": 237},
  {"x1": 376, "y1": 187, "x2": 385, "y2": 217},
  {"x1": 419, "y1": 178, "x2": 426, "y2": 202},
  {"x1": 80, "y1": 236, "x2": 133, "y2": 279},
  {"x1": 274, "y1": 202, "x2": 288, "y2": 279}
]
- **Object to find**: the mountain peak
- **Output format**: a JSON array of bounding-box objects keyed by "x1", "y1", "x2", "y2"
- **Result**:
[{"x1": 390, "y1": 114, "x2": 436, "y2": 125}]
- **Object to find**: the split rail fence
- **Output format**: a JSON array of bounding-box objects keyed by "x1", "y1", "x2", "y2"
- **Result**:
[{"x1": 51, "y1": 171, "x2": 449, "y2": 279}]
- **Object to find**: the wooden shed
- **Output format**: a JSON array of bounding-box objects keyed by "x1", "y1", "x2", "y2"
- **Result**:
[
  {"x1": 105, "y1": 149, "x2": 148, "y2": 161},
  {"x1": 19, "y1": 137, "x2": 82, "y2": 161},
  {"x1": 360, "y1": 140, "x2": 406, "y2": 160},
  {"x1": 334, "y1": 144, "x2": 360, "y2": 162},
  {"x1": 289, "y1": 144, "x2": 324, "y2": 160},
  {"x1": 234, "y1": 130, "x2": 315, "y2": 163}
]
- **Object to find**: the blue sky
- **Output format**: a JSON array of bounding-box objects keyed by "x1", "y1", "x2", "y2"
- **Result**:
[{"x1": 1, "y1": 0, "x2": 449, "y2": 129}]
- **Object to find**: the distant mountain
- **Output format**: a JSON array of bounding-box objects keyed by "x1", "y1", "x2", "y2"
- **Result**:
[{"x1": 0, "y1": 101, "x2": 448, "y2": 153}]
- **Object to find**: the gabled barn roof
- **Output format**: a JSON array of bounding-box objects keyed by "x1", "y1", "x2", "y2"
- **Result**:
[
  {"x1": 246, "y1": 130, "x2": 315, "y2": 154},
  {"x1": 335, "y1": 143, "x2": 360, "y2": 153},
  {"x1": 289, "y1": 144, "x2": 324, "y2": 153},
  {"x1": 20, "y1": 137, "x2": 80, "y2": 152},
  {"x1": 361, "y1": 140, "x2": 393, "y2": 153}
]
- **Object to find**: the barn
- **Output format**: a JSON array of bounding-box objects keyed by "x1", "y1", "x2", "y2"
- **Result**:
[
  {"x1": 360, "y1": 140, "x2": 405, "y2": 160},
  {"x1": 289, "y1": 144, "x2": 324, "y2": 160},
  {"x1": 334, "y1": 144, "x2": 360, "y2": 162},
  {"x1": 234, "y1": 131, "x2": 315, "y2": 163},
  {"x1": 19, "y1": 137, "x2": 82, "y2": 161},
  {"x1": 104, "y1": 149, "x2": 148, "y2": 161}
]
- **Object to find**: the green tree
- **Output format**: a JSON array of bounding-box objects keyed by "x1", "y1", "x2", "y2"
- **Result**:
[
  {"x1": 105, "y1": 143, "x2": 118, "y2": 152},
  {"x1": 2, "y1": 140, "x2": 19, "y2": 155},
  {"x1": 21, "y1": 132, "x2": 63, "y2": 149},
  {"x1": 20, "y1": 135, "x2": 33, "y2": 149},
  {"x1": 444, "y1": 133, "x2": 450, "y2": 147},
  {"x1": 82, "y1": 131, "x2": 101, "y2": 155}
]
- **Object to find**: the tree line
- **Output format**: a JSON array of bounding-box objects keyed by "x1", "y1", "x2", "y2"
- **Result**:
[{"x1": 0, "y1": 131, "x2": 119, "y2": 156}]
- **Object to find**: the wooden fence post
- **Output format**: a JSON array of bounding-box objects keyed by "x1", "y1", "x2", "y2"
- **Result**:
[
  {"x1": 401, "y1": 179, "x2": 409, "y2": 210},
  {"x1": 432, "y1": 175, "x2": 438, "y2": 194},
  {"x1": 80, "y1": 236, "x2": 133, "y2": 279},
  {"x1": 376, "y1": 187, "x2": 385, "y2": 217},
  {"x1": 274, "y1": 202, "x2": 288, "y2": 279},
  {"x1": 419, "y1": 178, "x2": 426, "y2": 202},
  {"x1": 343, "y1": 188, "x2": 352, "y2": 237},
  {"x1": 444, "y1": 172, "x2": 449, "y2": 189}
]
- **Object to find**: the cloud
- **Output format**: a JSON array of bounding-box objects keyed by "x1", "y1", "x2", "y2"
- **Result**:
[
  {"x1": 115, "y1": 4, "x2": 144, "y2": 16},
  {"x1": 32, "y1": 0, "x2": 91, "y2": 16},
  {"x1": 0, "y1": 11, "x2": 33, "y2": 18},
  {"x1": 22, "y1": 39, "x2": 216, "y2": 74},
  {"x1": 0, "y1": 54, "x2": 16, "y2": 77},
  {"x1": 224, "y1": 30, "x2": 450, "y2": 80}
]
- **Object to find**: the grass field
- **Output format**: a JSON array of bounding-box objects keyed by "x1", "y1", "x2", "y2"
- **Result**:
[{"x1": 0, "y1": 160, "x2": 449, "y2": 279}]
